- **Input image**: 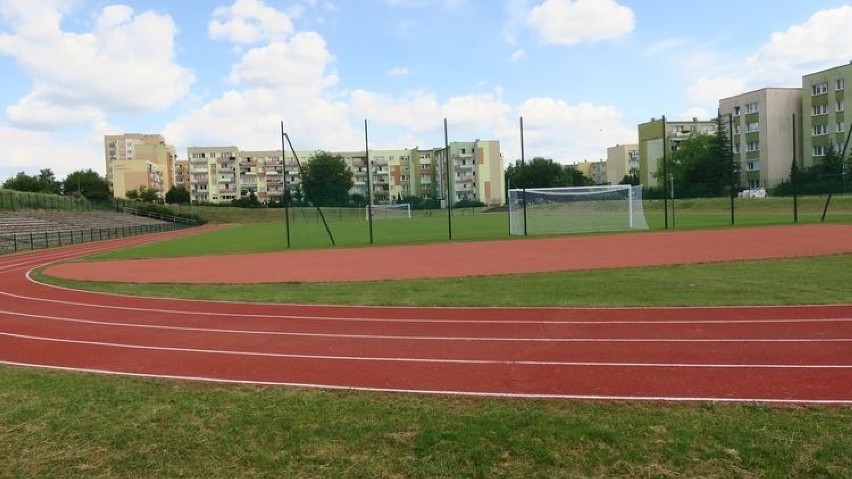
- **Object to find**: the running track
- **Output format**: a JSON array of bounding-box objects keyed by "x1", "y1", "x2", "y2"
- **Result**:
[{"x1": 1, "y1": 227, "x2": 851, "y2": 404}]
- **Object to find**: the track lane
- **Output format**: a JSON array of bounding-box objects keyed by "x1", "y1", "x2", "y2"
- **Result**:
[{"x1": 1, "y1": 227, "x2": 851, "y2": 403}]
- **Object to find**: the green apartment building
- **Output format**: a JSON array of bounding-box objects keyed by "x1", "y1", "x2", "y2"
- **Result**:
[
  {"x1": 802, "y1": 62, "x2": 850, "y2": 168},
  {"x1": 719, "y1": 88, "x2": 802, "y2": 190}
]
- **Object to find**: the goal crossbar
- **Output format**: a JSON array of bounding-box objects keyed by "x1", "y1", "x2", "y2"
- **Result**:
[
  {"x1": 508, "y1": 185, "x2": 648, "y2": 235},
  {"x1": 365, "y1": 203, "x2": 412, "y2": 220}
]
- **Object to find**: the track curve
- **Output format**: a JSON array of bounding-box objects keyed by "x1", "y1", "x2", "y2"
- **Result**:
[{"x1": 1, "y1": 229, "x2": 851, "y2": 404}]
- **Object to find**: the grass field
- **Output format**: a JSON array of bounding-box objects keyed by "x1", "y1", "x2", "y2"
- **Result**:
[{"x1": 5, "y1": 196, "x2": 852, "y2": 477}]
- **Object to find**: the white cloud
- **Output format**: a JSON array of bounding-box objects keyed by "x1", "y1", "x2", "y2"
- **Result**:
[
  {"x1": 227, "y1": 32, "x2": 338, "y2": 91},
  {"x1": 0, "y1": 123, "x2": 105, "y2": 178},
  {"x1": 526, "y1": 0, "x2": 634, "y2": 46},
  {"x1": 681, "y1": 6, "x2": 852, "y2": 118},
  {"x1": 746, "y1": 5, "x2": 852, "y2": 85},
  {"x1": 209, "y1": 0, "x2": 295, "y2": 44},
  {"x1": 516, "y1": 98, "x2": 635, "y2": 161},
  {"x1": 509, "y1": 49, "x2": 525, "y2": 62},
  {"x1": 0, "y1": 3, "x2": 194, "y2": 128}
]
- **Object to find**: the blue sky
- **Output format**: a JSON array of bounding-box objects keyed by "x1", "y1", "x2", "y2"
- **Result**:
[{"x1": 1, "y1": 0, "x2": 851, "y2": 180}]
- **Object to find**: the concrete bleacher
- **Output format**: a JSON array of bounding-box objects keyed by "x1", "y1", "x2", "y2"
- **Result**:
[{"x1": 0, "y1": 209, "x2": 176, "y2": 253}]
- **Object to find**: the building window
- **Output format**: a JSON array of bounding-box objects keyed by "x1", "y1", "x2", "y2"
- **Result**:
[
  {"x1": 733, "y1": 124, "x2": 741, "y2": 134},
  {"x1": 732, "y1": 143, "x2": 741, "y2": 154},
  {"x1": 813, "y1": 145, "x2": 825, "y2": 157},
  {"x1": 746, "y1": 122, "x2": 759, "y2": 132},
  {"x1": 837, "y1": 100, "x2": 845, "y2": 112},
  {"x1": 733, "y1": 106, "x2": 741, "y2": 116},
  {"x1": 837, "y1": 78, "x2": 845, "y2": 91},
  {"x1": 746, "y1": 102, "x2": 759, "y2": 114},
  {"x1": 746, "y1": 141, "x2": 760, "y2": 152},
  {"x1": 812, "y1": 124, "x2": 828, "y2": 136},
  {"x1": 812, "y1": 82, "x2": 828, "y2": 95},
  {"x1": 838, "y1": 122, "x2": 845, "y2": 133},
  {"x1": 812, "y1": 104, "x2": 828, "y2": 116},
  {"x1": 746, "y1": 160, "x2": 760, "y2": 172}
]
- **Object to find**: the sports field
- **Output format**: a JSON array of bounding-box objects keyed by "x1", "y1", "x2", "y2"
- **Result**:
[{"x1": 2, "y1": 197, "x2": 851, "y2": 477}]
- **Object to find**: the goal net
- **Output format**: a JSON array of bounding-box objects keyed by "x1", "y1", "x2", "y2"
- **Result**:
[
  {"x1": 508, "y1": 185, "x2": 648, "y2": 235},
  {"x1": 365, "y1": 203, "x2": 412, "y2": 220}
]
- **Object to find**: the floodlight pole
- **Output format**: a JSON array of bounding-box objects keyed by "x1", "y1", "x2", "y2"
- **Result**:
[
  {"x1": 280, "y1": 121, "x2": 291, "y2": 249},
  {"x1": 662, "y1": 115, "x2": 669, "y2": 230},
  {"x1": 792, "y1": 114, "x2": 798, "y2": 223},
  {"x1": 365, "y1": 119, "x2": 373, "y2": 244},
  {"x1": 727, "y1": 112, "x2": 735, "y2": 226},
  {"x1": 444, "y1": 118, "x2": 453, "y2": 241},
  {"x1": 520, "y1": 116, "x2": 528, "y2": 236}
]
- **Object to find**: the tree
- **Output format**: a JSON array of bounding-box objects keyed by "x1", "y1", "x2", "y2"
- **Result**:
[
  {"x1": 657, "y1": 120, "x2": 739, "y2": 198},
  {"x1": 165, "y1": 185, "x2": 191, "y2": 204},
  {"x1": 300, "y1": 151, "x2": 353, "y2": 207},
  {"x1": 2, "y1": 171, "x2": 43, "y2": 192},
  {"x1": 505, "y1": 157, "x2": 570, "y2": 189},
  {"x1": 38, "y1": 168, "x2": 62, "y2": 194},
  {"x1": 63, "y1": 169, "x2": 110, "y2": 201},
  {"x1": 126, "y1": 186, "x2": 159, "y2": 203},
  {"x1": 564, "y1": 166, "x2": 594, "y2": 186}
]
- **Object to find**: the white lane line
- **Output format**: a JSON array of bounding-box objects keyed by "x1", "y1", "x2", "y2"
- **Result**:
[
  {"x1": 2, "y1": 309, "x2": 852, "y2": 343},
  {"x1": 2, "y1": 331, "x2": 851, "y2": 368},
  {"x1": 3, "y1": 289, "x2": 852, "y2": 325},
  {"x1": 2, "y1": 360, "x2": 851, "y2": 405}
]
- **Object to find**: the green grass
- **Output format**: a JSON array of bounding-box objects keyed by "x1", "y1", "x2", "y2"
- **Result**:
[
  {"x1": 10, "y1": 196, "x2": 852, "y2": 477},
  {"x1": 38, "y1": 254, "x2": 852, "y2": 307},
  {"x1": 1, "y1": 367, "x2": 849, "y2": 478}
]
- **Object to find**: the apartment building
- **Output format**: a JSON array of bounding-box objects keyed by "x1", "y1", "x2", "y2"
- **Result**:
[
  {"x1": 802, "y1": 62, "x2": 851, "y2": 168},
  {"x1": 186, "y1": 141, "x2": 505, "y2": 206},
  {"x1": 719, "y1": 88, "x2": 803, "y2": 189},
  {"x1": 104, "y1": 133, "x2": 176, "y2": 199},
  {"x1": 572, "y1": 159, "x2": 607, "y2": 184},
  {"x1": 637, "y1": 117, "x2": 717, "y2": 187},
  {"x1": 606, "y1": 144, "x2": 639, "y2": 185}
]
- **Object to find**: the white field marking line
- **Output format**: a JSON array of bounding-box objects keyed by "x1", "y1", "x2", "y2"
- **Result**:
[
  {"x1": 4, "y1": 288, "x2": 852, "y2": 326},
  {"x1": 3, "y1": 309, "x2": 852, "y2": 344},
  {"x1": 2, "y1": 331, "x2": 852, "y2": 369},
  {"x1": 3, "y1": 360, "x2": 851, "y2": 405}
]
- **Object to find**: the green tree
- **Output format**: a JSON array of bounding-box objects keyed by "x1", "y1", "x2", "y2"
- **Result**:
[
  {"x1": 38, "y1": 168, "x2": 62, "y2": 194},
  {"x1": 2, "y1": 171, "x2": 42, "y2": 192},
  {"x1": 126, "y1": 186, "x2": 159, "y2": 203},
  {"x1": 301, "y1": 152, "x2": 353, "y2": 207},
  {"x1": 165, "y1": 185, "x2": 191, "y2": 204},
  {"x1": 505, "y1": 157, "x2": 570, "y2": 189},
  {"x1": 564, "y1": 166, "x2": 594, "y2": 186},
  {"x1": 63, "y1": 169, "x2": 110, "y2": 201},
  {"x1": 659, "y1": 121, "x2": 739, "y2": 198}
]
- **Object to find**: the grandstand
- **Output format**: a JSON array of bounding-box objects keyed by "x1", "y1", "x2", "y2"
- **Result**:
[{"x1": 0, "y1": 209, "x2": 180, "y2": 253}]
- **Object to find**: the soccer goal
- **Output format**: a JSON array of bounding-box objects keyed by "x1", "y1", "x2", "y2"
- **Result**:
[
  {"x1": 365, "y1": 203, "x2": 412, "y2": 220},
  {"x1": 508, "y1": 185, "x2": 648, "y2": 235}
]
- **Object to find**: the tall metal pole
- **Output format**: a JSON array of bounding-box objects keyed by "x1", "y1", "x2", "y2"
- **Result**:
[
  {"x1": 283, "y1": 132, "x2": 335, "y2": 245},
  {"x1": 728, "y1": 112, "x2": 735, "y2": 226},
  {"x1": 792, "y1": 114, "x2": 798, "y2": 223},
  {"x1": 520, "y1": 116, "x2": 528, "y2": 236},
  {"x1": 365, "y1": 119, "x2": 373, "y2": 244},
  {"x1": 280, "y1": 121, "x2": 291, "y2": 248},
  {"x1": 444, "y1": 118, "x2": 453, "y2": 241},
  {"x1": 662, "y1": 115, "x2": 669, "y2": 230}
]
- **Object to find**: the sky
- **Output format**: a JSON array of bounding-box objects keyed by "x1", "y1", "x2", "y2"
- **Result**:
[{"x1": 1, "y1": 0, "x2": 852, "y2": 181}]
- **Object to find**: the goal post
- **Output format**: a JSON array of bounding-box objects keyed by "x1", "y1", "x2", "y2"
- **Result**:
[
  {"x1": 365, "y1": 203, "x2": 412, "y2": 220},
  {"x1": 508, "y1": 185, "x2": 648, "y2": 235}
]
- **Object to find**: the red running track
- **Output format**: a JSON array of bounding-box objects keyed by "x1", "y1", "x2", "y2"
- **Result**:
[{"x1": 1, "y1": 228, "x2": 851, "y2": 404}]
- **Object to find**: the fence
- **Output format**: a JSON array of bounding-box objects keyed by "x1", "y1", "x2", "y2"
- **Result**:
[
  {"x1": 0, "y1": 222, "x2": 186, "y2": 254},
  {"x1": 641, "y1": 174, "x2": 852, "y2": 230}
]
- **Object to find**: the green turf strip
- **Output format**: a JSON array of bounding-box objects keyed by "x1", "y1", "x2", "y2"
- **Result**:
[
  {"x1": 38, "y1": 254, "x2": 852, "y2": 307},
  {"x1": 1, "y1": 368, "x2": 849, "y2": 478}
]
